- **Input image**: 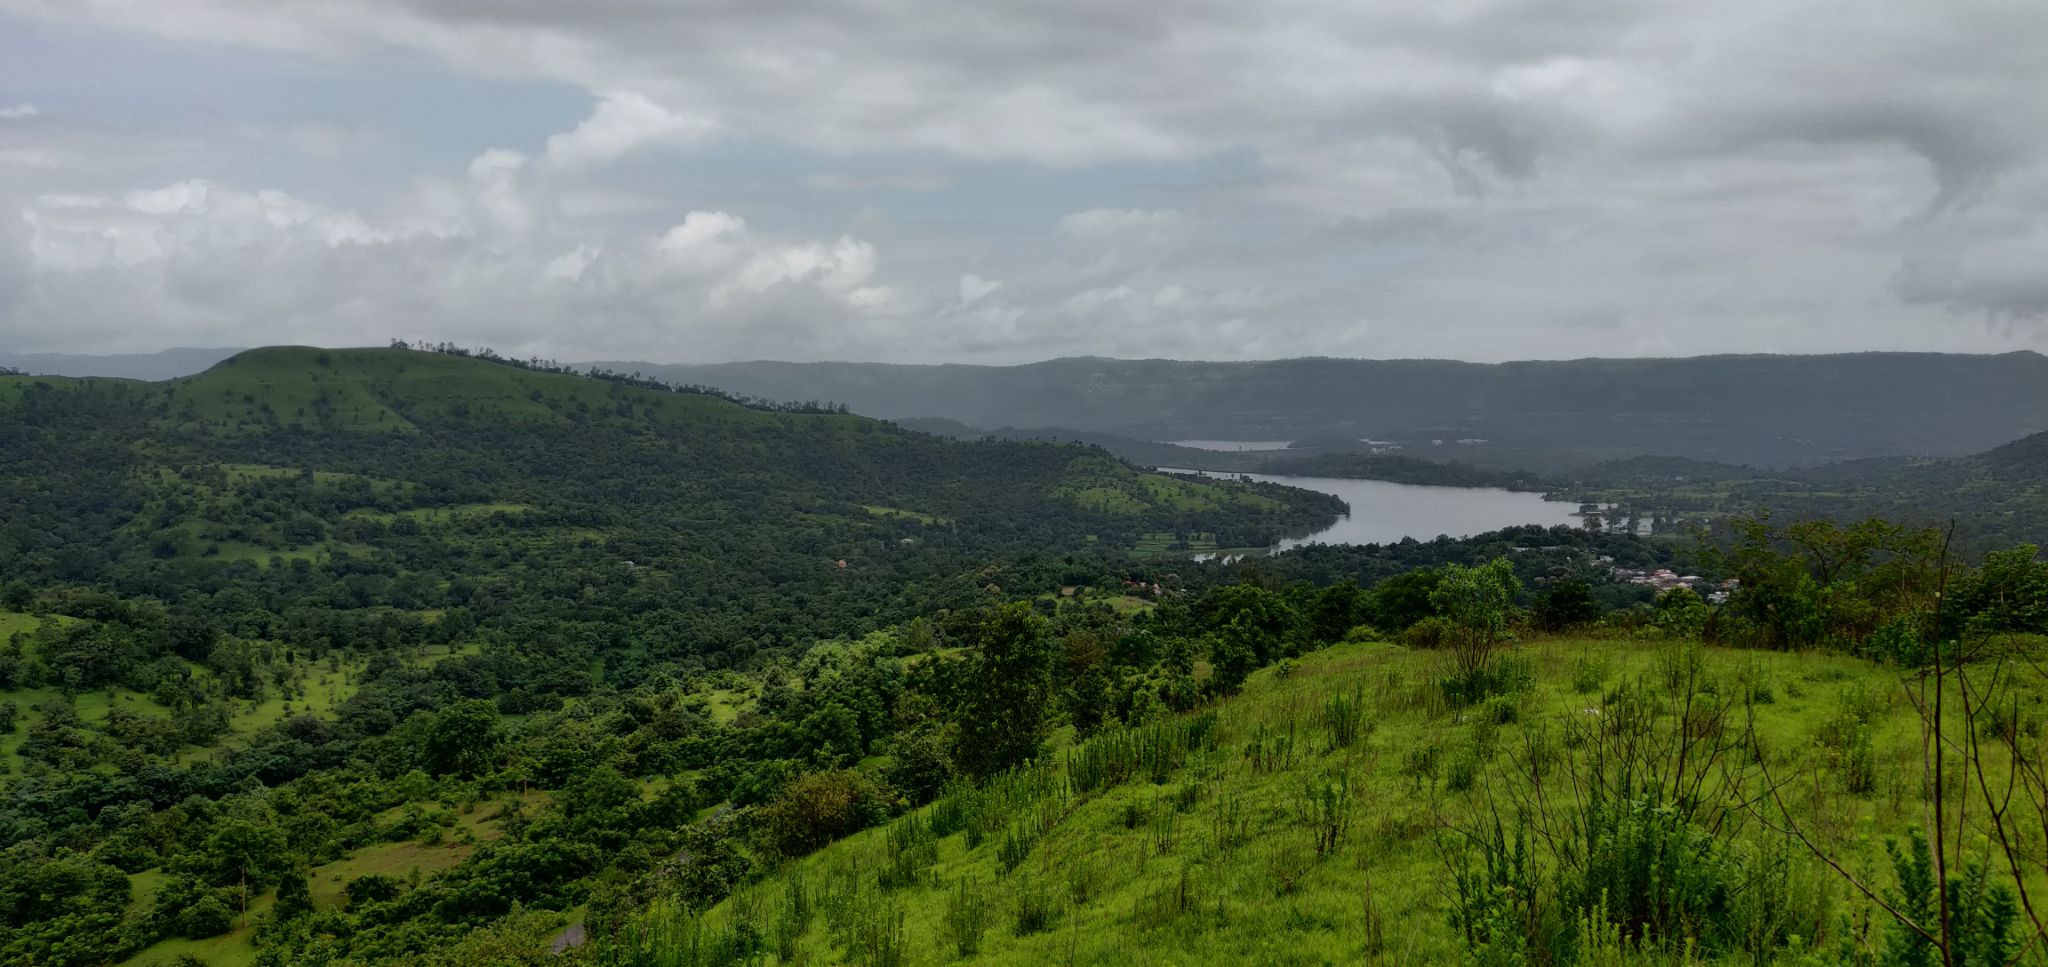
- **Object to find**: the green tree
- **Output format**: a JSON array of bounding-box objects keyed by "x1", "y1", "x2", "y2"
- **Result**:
[
  {"x1": 1950, "y1": 543, "x2": 2048, "y2": 635},
  {"x1": 1372, "y1": 568, "x2": 1444, "y2": 631},
  {"x1": 951, "y1": 603, "x2": 1057, "y2": 779},
  {"x1": 421, "y1": 699, "x2": 501, "y2": 778},
  {"x1": 1430, "y1": 558, "x2": 1521, "y2": 676},
  {"x1": 1533, "y1": 579, "x2": 1600, "y2": 631},
  {"x1": 1652, "y1": 587, "x2": 1709, "y2": 641},
  {"x1": 271, "y1": 868, "x2": 313, "y2": 922}
]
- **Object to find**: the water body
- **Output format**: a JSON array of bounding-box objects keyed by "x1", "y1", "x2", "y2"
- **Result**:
[
  {"x1": 1169, "y1": 439, "x2": 1297, "y2": 452},
  {"x1": 1164, "y1": 468, "x2": 1583, "y2": 550}
]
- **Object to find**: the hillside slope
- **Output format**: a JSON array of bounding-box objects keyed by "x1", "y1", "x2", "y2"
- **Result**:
[{"x1": 622, "y1": 636, "x2": 1955, "y2": 965}]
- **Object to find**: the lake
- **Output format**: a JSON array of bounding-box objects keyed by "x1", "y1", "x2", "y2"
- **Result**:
[
  {"x1": 1169, "y1": 439, "x2": 1297, "y2": 451},
  {"x1": 1163, "y1": 468, "x2": 1584, "y2": 550}
]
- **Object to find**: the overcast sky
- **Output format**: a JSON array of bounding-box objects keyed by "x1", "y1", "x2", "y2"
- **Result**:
[{"x1": 2, "y1": 1, "x2": 2046, "y2": 363}]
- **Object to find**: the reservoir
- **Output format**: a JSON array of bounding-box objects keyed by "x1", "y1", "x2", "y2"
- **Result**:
[
  {"x1": 1163, "y1": 468, "x2": 1584, "y2": 550},
  {"x1": 1169, "y1": 440, "x2": 1297, "y2": 452}
]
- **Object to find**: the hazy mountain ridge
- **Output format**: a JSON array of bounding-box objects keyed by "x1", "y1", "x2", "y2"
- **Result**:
[
  {"x1": 602, "y1": 351, "x2": 2048, "y2": 470},
  {"x1": 0, "y1": 347, "x2": 243, "y2": 381}
]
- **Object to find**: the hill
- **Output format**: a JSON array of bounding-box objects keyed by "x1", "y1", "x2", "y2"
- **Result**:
[
  {"x1": 1548, "y1": 430, "x2": 2048, "y2": 548},
  {"x1": 10, "y1": 344, "x2": 2047, "y2": 967},
  {"x1": 602, "y1": 352, "x2": 2048, "y2": 470},
  {"x1": 606, "y1": 632, "x2": 2011, "y2": 965},
  {"x1": 2, "y1": 346, "x2": 1342, "y2": 641}
]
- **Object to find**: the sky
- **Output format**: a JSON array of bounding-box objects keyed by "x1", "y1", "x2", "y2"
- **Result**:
[{"x1": 1, "y1": 1, "x2": 2046, "y2": 364}]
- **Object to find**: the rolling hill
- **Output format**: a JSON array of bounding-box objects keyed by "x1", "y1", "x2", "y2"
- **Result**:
[{"x1": 1, "y1": 346, "x2": 1343, "y2": 657}]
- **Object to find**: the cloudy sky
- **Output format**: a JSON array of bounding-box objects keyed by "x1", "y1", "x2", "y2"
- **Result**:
[{"x1": 2, "y1": 0, "x2": 2045, "y2": 363}]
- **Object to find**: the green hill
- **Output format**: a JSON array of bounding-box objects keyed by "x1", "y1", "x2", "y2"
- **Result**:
[
  {"x1": 1548, "y1": 430, "x2": 2048, "y2": 548},
  {"x1": 1, "y1": 345, "x2": 1341, "y2": 646},
  {"x1": 156, "y1": 346, "x2": 769, "y2": 434},
  {"x1": 610, "y1": 634, "x2": 2002, "y2": 966}
]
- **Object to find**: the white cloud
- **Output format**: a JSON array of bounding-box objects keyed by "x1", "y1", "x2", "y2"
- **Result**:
[
  {"x1": 958, "y1": 274, "x2": 1000, "y2": 304},
  {"x1": 543, "y1": 91, "x2": 716, "y2": 170},
  {"x1": 0, "y1": 103, "x2": 40, "y2": 120}
]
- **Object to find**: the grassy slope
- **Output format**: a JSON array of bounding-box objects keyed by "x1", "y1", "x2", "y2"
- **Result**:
[{"x1": 683, "y1": 637, "x2": 2020, "y2": 966}]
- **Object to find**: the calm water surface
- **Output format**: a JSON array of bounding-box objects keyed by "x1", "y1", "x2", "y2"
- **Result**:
[
  {"x1": 1169, "y1": 440, "x2": 1297, "y2": 451},
  {"x1": 1165, "y1": 468, "x2": 1583, "y2": 550}
]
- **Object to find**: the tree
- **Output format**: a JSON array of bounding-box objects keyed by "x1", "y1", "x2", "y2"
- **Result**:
[
  {"x1": 1207, "y1": 631, "x2": 1257, "y2": 696},
  {"x1": 421, "y1": 699, "x2": 501, "y2": 777},
  {"x1": 1533, "y1": 579, "x2": 1600, "y2": 631},
  {"x1": 272, "y1": 868, "x2": 314, "y2": 922},
  {"x1": 1372, "y1": 568, "x2": 1444, "y2": 631},
  {"x1": 1950, "y1": 543, "x2": 2048, "y2": 635},
  {"x1": 1307, "y1": 580, "x2": 1371, "y2": 643},
  {"x1": 1429, "y1": 558, "x2": 1521, "y2": 676},
  {"x1": 884, "y1": 728, "x2": 955, "y2": 805},
  {"x1": 951, "y1": 603, "x2": 1058, "y2": 779},
  {"x1": 344, "y1": 874, "x2": 401, "y2": 910},
  {"x1": 1652, "y1": 587, "x2": 1709, "y2": 641},
  {"x1": 758, "y1": 769, "x2": 891, "y2": 858}
]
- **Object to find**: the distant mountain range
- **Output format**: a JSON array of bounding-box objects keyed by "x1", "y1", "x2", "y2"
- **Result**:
[
  {"x1": 17, "y1": 348, "x2": 2048, "y2": 471},
  {"x1": 0, "y1": 347, "x2": 242, "y2": 381},
  {"x1": 594, "y1": 352, "x2": 2048, "y2": 471}
]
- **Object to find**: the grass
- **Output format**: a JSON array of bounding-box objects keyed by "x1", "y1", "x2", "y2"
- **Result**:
[
  {"x1": 654, "y1": 635, "x2": 2019, "y2": 966},
  {"x1": 119, "y1": 894, "x2": 271, "y2": 967},
  {"x1": 702, "y1": 687, "x2": 751, "y2": 725},
  {"x1": 222, "y1": 656, "x2": 366, "y2": 738},
  {"x1": 862, "y1": 505, "x2": 947, "y2": 525},
  {"x1": 306, "y1": 838, "x2": 478, "y2": 912}
]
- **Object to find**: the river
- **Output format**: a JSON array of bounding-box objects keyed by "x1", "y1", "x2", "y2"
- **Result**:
[{"x1": 1163, "y1": 468, "x2": 1584, "y2": 551}]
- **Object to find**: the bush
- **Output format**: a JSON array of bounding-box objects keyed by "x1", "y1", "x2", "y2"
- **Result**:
[
  {"x1": 1565, "y1": 796, "x2": 1733, "y2": 954},
  {"x1": 1012, "y1": 877, "x2": 1059, "y2": 936},
  {"x1": 881, "y1": 730, "x2": 954, "y2": 807},
  {"x1": 181, "y1": 891, "x2": 237, "y2": 939},
  {"x1": 1441, "y1": 655, "x2": 1534, "y2": 708},
  {"x1": 345, "y1": 873, "x2": 402, "y2": 910},
  {"x1": 759, "y1": 769, "x2": 892, "y2": 859},
  {"x1": 1882, "y1": 829, "x2": 2017, "y2": 967},
  {"x1": 1403, "y1": 615, "x2": 1456, "y2": 649},
  {"x1": 943, "y1": 877, "x2": 993, "y2": 956},
  {"x1": 1569, "y1": 652, "x2": 1610, "y2": 694}
]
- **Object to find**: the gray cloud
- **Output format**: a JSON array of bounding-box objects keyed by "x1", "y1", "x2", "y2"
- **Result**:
[{"x1": 0, "y1": 0, "x2": 2045, "y2": 361}]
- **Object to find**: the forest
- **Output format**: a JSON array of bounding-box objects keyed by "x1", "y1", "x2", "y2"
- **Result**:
[{"x1": 4, "y1": 347, "x2": 2048, "y2": 966}]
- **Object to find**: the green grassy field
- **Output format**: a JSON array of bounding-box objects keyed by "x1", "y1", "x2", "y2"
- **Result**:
[{"x1": 643, "y1": 636, "x2": 2031, "y2": 966}]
